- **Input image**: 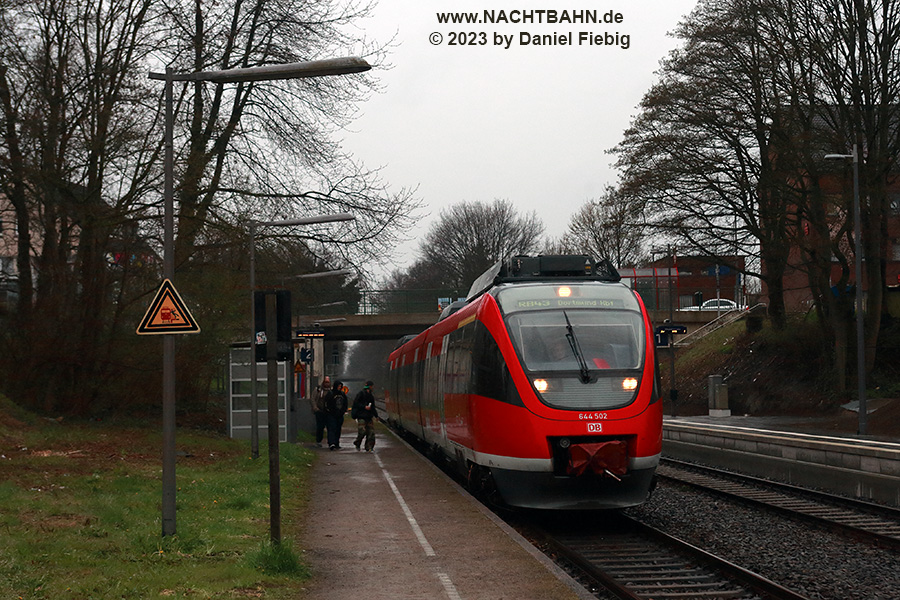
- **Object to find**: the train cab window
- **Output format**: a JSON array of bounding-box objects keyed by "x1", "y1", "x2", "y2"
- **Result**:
[
  {"x1": 497, "y1": 283, "x2": 644, "y2": 375},
  {"x1": 497, "y1": 283, "x2": 646, "y2": 410},
  {"x1": 510, "y1": 315, "x2": 642, "y2": 373}
]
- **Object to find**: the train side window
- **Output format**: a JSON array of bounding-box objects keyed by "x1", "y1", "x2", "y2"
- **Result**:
[
  {"x1": 446, "y1": 324, "x2": 474, "y2": 395},
  {"x1": 472, "y1": 323, "x2": 501, "y2": 399}
]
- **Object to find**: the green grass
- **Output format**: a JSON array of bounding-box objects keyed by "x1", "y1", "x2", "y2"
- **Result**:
[
  {"x1": 0, "y1": 398, "x2": 316, "y2": 599},
  {"x1": 667, "y1": 315, "x2": 840, "y2": 414}
]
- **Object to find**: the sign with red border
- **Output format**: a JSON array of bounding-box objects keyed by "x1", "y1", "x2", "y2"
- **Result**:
[{"x1": 136, "y1": 279, "x2": 201, "y2": 335}]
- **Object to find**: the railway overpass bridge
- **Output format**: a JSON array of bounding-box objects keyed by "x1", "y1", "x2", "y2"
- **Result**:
[{"x1": 294, "y1": 311, "x2": 440, "y2": 342}]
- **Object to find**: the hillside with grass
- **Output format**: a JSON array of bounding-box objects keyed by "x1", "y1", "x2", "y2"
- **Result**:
[{"x1": 665, "y1": 314, "x2": 900, "y2": 438}]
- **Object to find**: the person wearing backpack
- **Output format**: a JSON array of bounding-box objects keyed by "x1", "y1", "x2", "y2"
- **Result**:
[
  {"x1": 351, "y1": 380, "x2": 378, "y2": 452},
  {"x1": 324, "y1": 379, "x2": 348, "y2": 450},
  {"x1": 309, "y1": 376, "x2": 331, "y2": 448}
]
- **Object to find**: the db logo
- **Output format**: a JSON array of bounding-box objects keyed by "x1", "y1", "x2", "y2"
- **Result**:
[{"x1": 587, "y1": 422, "x2": 603, "y2": 433}]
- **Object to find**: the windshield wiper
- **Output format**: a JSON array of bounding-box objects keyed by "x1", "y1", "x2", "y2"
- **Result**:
[{"x1": 564, "y1": 311, "x2": 591, "y2": 384}]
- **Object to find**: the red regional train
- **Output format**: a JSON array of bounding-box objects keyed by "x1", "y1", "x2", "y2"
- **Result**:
[{"x1": 385, "y1": 255, "x2": 662, "y2": 510}]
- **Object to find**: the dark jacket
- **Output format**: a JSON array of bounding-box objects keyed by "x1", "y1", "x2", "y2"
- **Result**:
[
  {"x1": 351, "y1": 388, "x2": 378, "y2": 421},
  {"x1": 310, "y1": 383, "x2": 329, "y2": 413},
  {"x1": 324, "y1": 381, "x2": 348, "y2": 417}
]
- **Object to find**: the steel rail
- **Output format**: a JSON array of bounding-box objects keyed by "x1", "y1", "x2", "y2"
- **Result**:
[
  {"x1": 659, "y1": 458, "x2": 900, "y2": 550},
  {"x1": 535, "y1": 514, "x2": 810, "y2": 600}
]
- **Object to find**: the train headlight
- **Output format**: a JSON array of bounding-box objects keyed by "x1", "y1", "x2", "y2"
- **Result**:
[
  {"x1": 557, "y1": 286, "x2": 572, "y2": 298},
  {"x1": 558, "y1": 438, "x2": 571, "y2": 449},
  {"x1": 622, "y1": 377, "x2": 638, "y2": 391},
  {"x1": 533, "y1": 378, "x2": 549, "y2": 393}
]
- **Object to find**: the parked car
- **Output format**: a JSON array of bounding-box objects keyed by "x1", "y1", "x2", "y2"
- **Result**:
[
  {"x1": 679, "y1": 298, "x2": 743, "y2": 311},
  {"x1": 701, "y1": 298, "x2": 739, "y2": 311}
]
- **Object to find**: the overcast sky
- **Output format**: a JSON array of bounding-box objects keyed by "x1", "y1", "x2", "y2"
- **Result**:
[{"x1": 339, "y1": 1, "x2": 699, "y2": 280}]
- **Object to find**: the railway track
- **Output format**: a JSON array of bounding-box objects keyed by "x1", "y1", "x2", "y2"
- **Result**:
[
  {"x1": 532, "y1": 513, "x2": 809, "y2": 600},
  {"x1": 658, "y1": 458, "x2": 900, "y2": 550}
]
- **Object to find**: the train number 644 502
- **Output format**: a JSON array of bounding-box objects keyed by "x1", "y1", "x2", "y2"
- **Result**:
[{"x1": 579, "y1": 412, "x2": 608, "y2": 420}]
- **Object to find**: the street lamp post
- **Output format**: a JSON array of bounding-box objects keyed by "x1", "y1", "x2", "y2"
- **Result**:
[
  {"x1": 651, "y1": 245, "x2": 678, "y2": 417},
  {"x1": 824, "y1": 144, "x2": 866, "y2": 435},
  {"x1": 666, "y1": 245, "x2": 677, "y2": 417},
  {"x1": 283, "y1": 268, "x2": 354, "y2": 282},
  {"x1": 148, "y1": 57, "x2": 370, "y2": 537}
]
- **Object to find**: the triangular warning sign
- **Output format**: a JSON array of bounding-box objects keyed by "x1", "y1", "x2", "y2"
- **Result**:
[{"x1": 136, "y1": 279, "x2": 201, "y2": 335}]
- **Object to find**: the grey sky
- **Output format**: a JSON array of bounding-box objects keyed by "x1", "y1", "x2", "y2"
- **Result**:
[{"x1": 339, "y1": 1, "x2": 699, "y2": 280}]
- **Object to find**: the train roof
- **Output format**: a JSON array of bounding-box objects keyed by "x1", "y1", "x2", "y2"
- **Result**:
[
  {"x1": 466, "y1": 255, "x2": 620, "y2": 301},
  {"x1": 392, "y1": 255, "x2": 625, "y2": 354},
  {"x1": 438, "y1": 299, "x2": 468, "y2": 321},
  {"x1": 393, "y1": 333, "x2": 418, "y2": 350}
]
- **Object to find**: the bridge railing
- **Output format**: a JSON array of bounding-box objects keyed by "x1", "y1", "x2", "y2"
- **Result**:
[
  {"x1": 299, "y1": 289, "x2": 468, "y2": 316},
  {"x1": 299, "y1": 282, "x2": 748, "y2": 318},
  {"x1": 357, "y1": 289, "x2": 467, "y2": 315}
]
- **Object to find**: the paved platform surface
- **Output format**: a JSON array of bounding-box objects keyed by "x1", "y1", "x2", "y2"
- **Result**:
[{"x1": 296, "y1": 424, "x2": 594, "y2": 600}]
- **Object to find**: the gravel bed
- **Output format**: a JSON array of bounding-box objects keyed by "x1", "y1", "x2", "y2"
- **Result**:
[{"x1": 624, "y1": 481, "x2": 900, "y2": 600}]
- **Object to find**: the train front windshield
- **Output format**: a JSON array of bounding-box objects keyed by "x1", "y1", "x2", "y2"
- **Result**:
[{"x1": 497, "y1": 283, "x2": 647, "y2": 410}]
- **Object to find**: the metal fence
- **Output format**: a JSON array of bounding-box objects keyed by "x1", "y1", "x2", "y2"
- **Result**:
[
  {"x1": 298, "y1": 289, "x2": 468, "y2": 316},
  {"x1": 621, "y1": 267, "x2": 747, "y2": 312},
  {"x1": 357, "y1": 289, "x2": 467, "y2": 315},
  {"x1": 299, "y1": 278, "x2": 745, "y2": 317}
]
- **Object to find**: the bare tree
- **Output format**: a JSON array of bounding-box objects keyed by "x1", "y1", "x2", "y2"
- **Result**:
[
  {"x1": 613, "y1": 0, "x2": 900, "y2": 390},
  {"x1": 540, "y1": 237, "x2": 570, "y2": 256},
  {"x1": 422, "y1": 199, "x2": 544, "y2": 289},
  {"x1": 562, "y1": 187, "x2": 648, "y2": 268},
  {"x1": 0, "y1": 0, "x2": 421, "y2": 413},
  {"x1": 154, "y1": 0, "x2": 420, "y2": 277},
  {"x1": 614, "y1": 0, "x2": 794, "y2": 327},
  {"x1": 390, "y1": 199, "x2": 544, "y2": 290},
  {"x1": 0, "y1": 0, "x2": 162, "y2": 412}
]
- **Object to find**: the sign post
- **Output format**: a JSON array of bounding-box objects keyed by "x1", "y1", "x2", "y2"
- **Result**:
[
  {"x1": 136, "y1": 278, "x2": 200, "y2": 537},
  {"x1": 265, "y1": 293, "x2": 282, "y2": 543},
  {"x1": 655, "y1": 322, "x2": 687, "y2": 417}
]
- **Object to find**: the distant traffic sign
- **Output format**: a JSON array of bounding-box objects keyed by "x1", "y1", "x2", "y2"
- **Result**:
[
  {"x1": 656, "y1": 324, "x2": 687, "y2": 335},
  {"x1": 296, "y1": 329, "x2": 325, "y2": 337},
  {"x1": 136, "y1": 279, "x2": 201, "y2": 335},
  {"x1": 655, "y1": 324, "x2": 687, "y2": 347}
]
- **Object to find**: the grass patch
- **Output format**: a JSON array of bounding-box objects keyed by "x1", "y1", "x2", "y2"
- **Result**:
[
  {"x1": 0, "y1": 399, "x2": 316, "y2": 599},
  {"x1": 248, "y1": 540, "x2": 309, "y2": 577}
]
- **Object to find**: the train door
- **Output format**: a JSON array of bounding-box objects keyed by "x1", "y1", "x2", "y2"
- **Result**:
[
  {"x1": 422, "y1": 340, "x2": 444, "y2": 446},
  {"x1": 396, "y1": 350, "x2": 416, "y2": 434},
  {"x1": 412, "y1": 346, "x2": 426, "y2": 440},
  {"x1": 437, "y1": 335, "x2": 450, "y2": 448}
]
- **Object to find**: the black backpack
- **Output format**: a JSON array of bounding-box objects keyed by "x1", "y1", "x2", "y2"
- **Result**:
[{"x1": 351, "y1": 390, "x2": 369, "y2": 419}]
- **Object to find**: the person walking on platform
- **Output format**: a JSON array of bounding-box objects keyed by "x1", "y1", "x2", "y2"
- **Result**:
[
  {"x1": 351, "y1": 381, "x2": 378, "y2": 452},
  {"x1": 324, "y1": 379, "x2": 348, "y2": 450},
  {"x1": 310, "y1": 376, "x2": 331, "y2": 447}
]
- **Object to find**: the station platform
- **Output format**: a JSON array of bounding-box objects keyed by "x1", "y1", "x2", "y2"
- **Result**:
[
  {"x1": 296, "y1": 424, "x2": 595, "y2": 600},
  {"x1": 664, "y1": 407, "x2": 900, "y2": 442},
  {"x1": 662, "y1": 411, "x2": 900, "y2": 506}
]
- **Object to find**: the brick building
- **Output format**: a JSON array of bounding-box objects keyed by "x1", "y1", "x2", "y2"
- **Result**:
[
  {"x1": 764, "y1": 162, "x2": 900, "y2": 313},
  {"x1": 623, "y1": 255, "x2": 747, "y2": 311}
]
